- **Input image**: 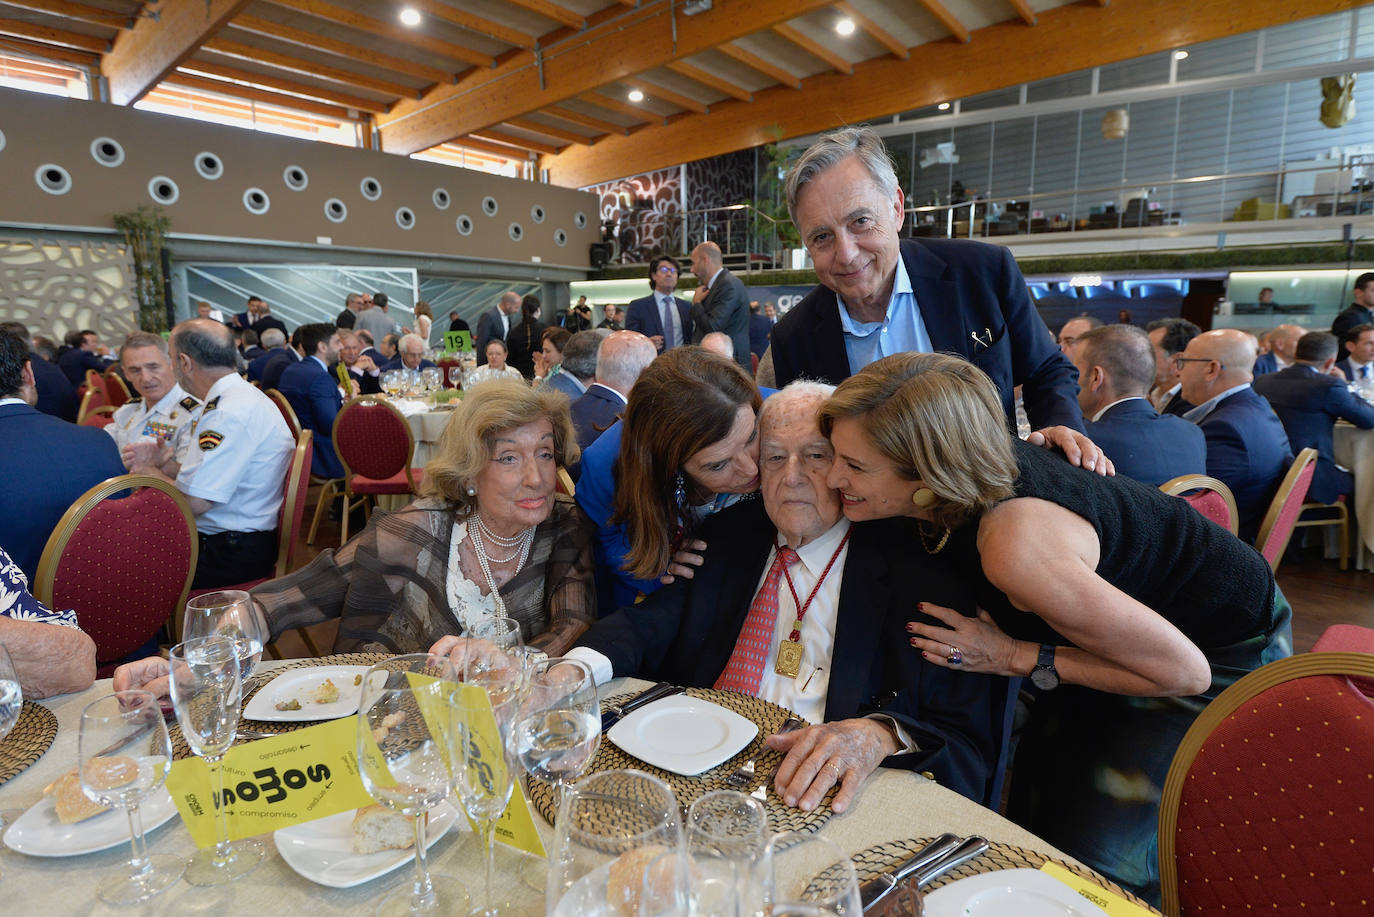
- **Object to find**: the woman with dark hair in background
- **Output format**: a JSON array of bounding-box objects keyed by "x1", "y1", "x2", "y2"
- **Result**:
[{"x1": 504, "y1": 294, "x2": 546, "y2": 379}]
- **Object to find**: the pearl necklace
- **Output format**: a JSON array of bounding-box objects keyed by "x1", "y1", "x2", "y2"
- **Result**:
[{"x1": 469, "y1": 517, "x2": 536, "y2": 613}]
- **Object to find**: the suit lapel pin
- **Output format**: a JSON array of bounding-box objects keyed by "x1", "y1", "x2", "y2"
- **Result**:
[{"x1": 971, "y1": 328, "x2": 992, "y2": 350}]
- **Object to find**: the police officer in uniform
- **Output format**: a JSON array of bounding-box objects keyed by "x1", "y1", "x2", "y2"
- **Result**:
[
  {"x1": 124, "y1": 320, "x2": 294, "y2": 589},
  {"x1": 108, "y1": 331, "x2": 201, "y2": 474}
]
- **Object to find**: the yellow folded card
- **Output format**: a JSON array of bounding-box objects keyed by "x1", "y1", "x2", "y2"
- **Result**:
[{"x1": 1040, "y1": 861, "x2": 1157, "y2": 917}]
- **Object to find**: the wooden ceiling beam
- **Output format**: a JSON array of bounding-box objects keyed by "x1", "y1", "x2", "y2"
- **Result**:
[
  {"x1": 405, "y1": 0, "x2": 534, "y2": 48},
  {"x1": 103, "y1": 0, "x2": 250, "y2": 105},
  {"x1": 203, "y1": 38, "x2": 418, "y2": 98},
  {"x1": 230, "y1": 15, "x2": 451, "y2": 85},
  {"x1": 449, "y1": 135, "x2": 529, "y2": 160},
  {"x1": 1, "y1": 0, "x2": 131, "y2": 29},
  {"x1": 579, "y1": 91, "x2": 656, "y2": 122},
  {"x1": 376, "y1": 0, "x2": 835, "y2": 154},
  {"x1": 666, "y1": 60, "x2": 753, "y2": 102},
  {"x1": 917, "y1": 0, "x2": 971, "y2": 43},
  {"x1": 716, "y1": 44, "x2": 802, "y2": 90},
  {"x1": 181, "y1": 58, "x2": 390, "y2": 113},
  {"x1": 633, "y1": 78, "x2": 709, "y2": 113},
  {"x1": 262, "y1": 0, "x2": 494, "y2": 68},
  {"x1": 0, "y1": 34, "x2": 98, "y2": 67},
  {"x1": 1006, "y1": 0, "x2": 1038, "y2": 26},
  {"x1": 504, "y1": 0, "x2": 584, "y2": 31},
  {"x1": 471, "y1": 129, "x2": 562, "y2": 155},
  {"x1": 0, "y1": 18, "x2": 108, "y2": 53},
  {"x1": 163, "y1": 71, "x2": 364, "y2": 120},
  {"x1": 505, "y1": 116, "x2": 593, "y2": 145},
  {"x1": 772, "y1": 24, "x2": 852, "y2": 76},
  {"x1": 834, "y1": 1, "x2": 909, "y2": 59},
  {"x1": 541, "y1": 0, "x2": 1358, "y2": 187},
  {"x1": 545, "y1": 105, "x2": 626, "y2": 136}
]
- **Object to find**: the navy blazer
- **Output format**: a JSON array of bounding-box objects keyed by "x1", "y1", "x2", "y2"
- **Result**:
[
  {"x1": 1334, "y1": 358, "x2": 1374, "y2": 383},
  {"x1": 1084, "y1": 398, "x2": 1207, "y2": 488},
  {"x1": 379, "y1": 356, "x2": 437, "y2": 373},
  {"x1": 1254, "y1": 365, "x2": 1374, "y2": 504},
  {"x1": 625, "y1": 293, "x2": 692, "y2": 351},
  {"x1": 691, "y1": 268, "x2": 752, "y2": 369},
  {"x1": 1252, "y1": 353, "x2": 1279, "y2": 376},
  {"x1": 1194, "y1": 387, "x2": 1294, "y2": 542},
  {"x1": 570, "y1": 383, "x2": 624, "y2": 453},
  {"x1": 473, "y1": 307, "x2": 507, "y2": 365},
  {"x1": 769, "y1": 238, "x2": 1084, "y2": 432},
  {"x1": 57, "y1": 348, "x2": 105, "y2": 387},
  {"x1": 247, "y1": 345, "x2": 285, "y2": 383},
  {"x1": 1160, "y1": 389, "x2": 1194, "y2": 417},
  {"x1": 1332, "y1": 303, "x2": 1374, "y2": 341},
  {"x1": 0, "y1": 403, "x2": 126, "y2": 580},
  {"x1": 277, "y1": 358, "x2": 344, "y2": 479},
  {"x1": 30, "y1": 353, "x2": 78, "y2": 422},
  {"x1": 576, "y1": 498, "x2": 1013, "y2": 807},
  {"x1": 260, "y1": 348, "x2": 300, "y2": 392},
  {"x1": 748, "y1": 311, "x2": 772, "y2": 359}
]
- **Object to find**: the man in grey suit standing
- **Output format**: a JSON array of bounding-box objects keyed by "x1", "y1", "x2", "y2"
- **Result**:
[
  {"x1": 474, "y1": 291, "x2": 521, "y2": 365},
  {"x1": 689, "y1": 241, "x2": 751, "y2": 370}
]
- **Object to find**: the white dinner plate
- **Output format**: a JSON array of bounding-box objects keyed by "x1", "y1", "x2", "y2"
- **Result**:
[
  {"x1": 243, "y1": 665, "x2": 373, "y2": 722},
  {"x1": 273, "y1": 801, "x2": 462, "y2": 889},
  {"x1": 921, "y1": 868, "x2": 1112, "y2": 917},
  {"x1": 3, "y1": 786, "x2": 180, "y2": 857},
  {"x1": 606, "y1": 694, "x2": 758, "y2": 776}
]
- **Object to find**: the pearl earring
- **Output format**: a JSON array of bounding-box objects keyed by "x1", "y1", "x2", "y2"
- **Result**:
[
  {"x1": 466, "y1": 485, "x2": 477, "y2": 497},
  {"x1": 911, "y1": 487, "x2": 936, "y2": 508}
]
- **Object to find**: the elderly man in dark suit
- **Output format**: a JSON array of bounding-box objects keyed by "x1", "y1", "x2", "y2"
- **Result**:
[
  {"x1": 565, "y1": 382, "x2": 1012, "y2": 811},
  {"x1": 474, "y1": 291, "x2": 520, "y2": 365},
  {"x1": 1073, "y1": 324, "x2": 1206, "y2": 487},
  {"x1": 688, "y1": 241, "x2": 751, "y2": 370},
  {"x1": 770, "y1": 126, "x2": 1094, "y2": 462},
  {"x1": 260, "y1": 327, "x2": 302, "y2": 392},
  {"x1": 277, "y1": 323, "x2": 348, "y2": 479},
  {"x1": 569, "y1": 330, "x2": 657, "y2": 454},
  {"x1": 0, "y1": 327, "x2": 125, "y2": 580},
  {"x1": 625, "y1": 255, "x2": 692, "y2": 353},
  {"x1": 1255, "y1": 331, "x2": 1374, "y2": 505},
  {"x1": 1179, "y1": 328, "x2": 1294, "y2": 542}
]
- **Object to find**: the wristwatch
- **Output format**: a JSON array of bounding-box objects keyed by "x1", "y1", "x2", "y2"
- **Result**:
[{"x1": 1029, "y1": 644, "x2": 1060, "y2": 691}]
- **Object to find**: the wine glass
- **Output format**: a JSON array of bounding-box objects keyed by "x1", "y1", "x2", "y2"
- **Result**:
[
  {"x1": 356, "y1": 653, "x2": 466, "y2": 917},
  {"x1": 382, "y1": 369, "x2": 402, "y2": 397},
  {"x1": 546, "y1": 770, "x2": 684, "y2": 916},
  {"x1": 183, "y1": 590, "x2": 264, "y2": 685},
  {"x1": 77, "y1": 690, "x2": 184, "y2": 904},
  {"x1": 167, "y1": 635, "x2": 263, "y2": 885},
  {"x1": 447, "y1": 366, "x2": 464, "y2": 389},
  {"x1": 515, "y1": 658, "x2": 599, "y2": 809},
  {"x1": 687, "y1": 790, "x2": 769, "y2": 917},
  {"x1": 760, "y1": 832, "x2": 862, "y2": 916},
  {"x1": 0, "y1": 643, "x2": 21, "y2": 832},
  {"x1": 421, "y1": 367, "x2": 443, "y2": 397}
]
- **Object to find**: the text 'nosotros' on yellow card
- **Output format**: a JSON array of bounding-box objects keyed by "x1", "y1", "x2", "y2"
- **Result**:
[{"x1": 450, "y1": 681, "x2": 547, "y2": 859}]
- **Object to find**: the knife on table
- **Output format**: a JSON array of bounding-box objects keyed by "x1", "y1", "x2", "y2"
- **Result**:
[
  {"x1": 601, "y1": 682, "x2": 683, "y2": 730},
  {"x1": 858, "y1": 833, "x2": 961, "y2": 911},
  {"x1": 911, "y1": 835, "x2": 990, "y2": 886}
]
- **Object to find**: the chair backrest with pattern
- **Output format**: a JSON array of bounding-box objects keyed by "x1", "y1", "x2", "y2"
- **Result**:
[
  {"x1": 103, "y1": 368, "x2": 131, "y2": 408},
  {"x1": 83, "y1": 368, "x2": 104, "y2": 400},
  {"x1": 1159, "y1": 653, "x2": 1374, "y2": 916},
  {"x1": 1159, "y1": 474, "x2": 1239, "y2": 536},
  {"x1": 1255, "y1": 448, "x2": 1318, "y2": 571},
  {"x1": 333, "y1": 398, "x2": 418, "y2": 488},
  {"x1": 275, "y1": 430, "x2": 313, "y2": 577},
  {"x1": 265, "y1": 388, "x2": 303, "y2": 439},
  {"x1": 33, "y1": 475, "x2": 198, "y2": 667},
  {"x1": 76, "y1": 388, "x2": 111, "y2": 427}
]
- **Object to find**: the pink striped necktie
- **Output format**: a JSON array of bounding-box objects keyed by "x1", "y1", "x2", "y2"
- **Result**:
[{"x1": 714, "y1": 546, "x2": 800, "y2": 696}]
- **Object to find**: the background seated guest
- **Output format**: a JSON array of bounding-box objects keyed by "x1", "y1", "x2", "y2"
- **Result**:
[
  {"x1": 561, "y1": 383, "x2": 1011, "y2": 812},
  {"x1": 57, "y1": 328, "x2": 107, "y2": 387},
  {"x1": 260, "y1": 327, "x2": 303, "y2": 392},
  {"x1": 1253, "y1": 323, "x2": 1302, "y2": 375},
  {"x1": 380, "y1": 333, "x2": 435, "y2": 373},
  {"x1": 1254, "y1": 331, "x2": 1374, "y2": 504},
  {"x1": 465, "y1": 339, "x2": 524, "y2": 388},
  {"x1": 124, "y1": 319, "x2": 294, "y2": 589},
  {"x1": 107, "y1": 331, "x2": 201, "y2": 477},
  {"x1": 238, "y1": 329, "x2": 263, "y2": 362},
  {"x1": 1336, "y1": 322, "x2": 1374, "y2": 382},
  {"x1": 335, "y1": 329, "x2": 381, "y2": 394},
  {"x1": 748, "y1": 300, "x2": 771, "y2": 361},
  {"x1": 505, "y1": 295, "x2": 547, "y2": 379},
  {"x1": 1056, "y1": 314, "x2": 1101, "y2": 361},
  {"x1": 700, "y1": 331, "x2": 736, "y2": 361},
  {"x1": 1, "y1": 320, "x2": 77, "y2": 422},
  {"x1": 820, "y1": 352, "x2": 1290, "y2": 904},
  {"x1": 1072, "y1": 324, "x2": 1206, "y2": 486},
  {"x1": 597, "y1": 303, "x2": 623, "y2": 331},
  {"x1": 278, "y1": 323, "x2": 350, "y2": 480},
  {"x1": 378, "y1": 332, "x2": 399, "y2": 362},
  {"x1": 570, "y1": 330, "x2": 657, "y2": 454},
  {"x1": 577, "y1": 347, "x2": 763, "y2": 613},
  {"x1": 1145, "y1": 317, "x2": 1201, "y2": 415},
  {"x1": 1178, "y1": 329, "x2": 1294, "y2": 542},
  {"x1": 544, "y1": 328, "x2": 604, "y2": 400},
  {"x1": 0, "y1": 327, "x2": 124, "y2": 580},
  {"x1": 534, "y1": 326, "x2": 571, "y2": 390},
  {"x1": 0, "y1": 545, "x2": 97, "y2": 698},
  {"x1": 246, "y1": 327, "x2": 288, "y2": 383}
]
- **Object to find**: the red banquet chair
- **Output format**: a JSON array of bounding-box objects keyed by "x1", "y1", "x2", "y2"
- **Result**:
[
  {"x1": 1159, "y1": 474, "x2": 1239, "y2": 536},
  {"x1": 308, "y1": 397, "x2": 423, "y2": 547},
  {"x1": 76, "y1": 387, "x2": 114, "y2": 428},
  {"x1": 103, "y1": 367, "x2": 131, "y2": 409},
  {"x1": 1158, "y1": 652, "x2": 1374, "y2": 916},
  {"x1": 1255, "y1": 448, "x2": 1318, "y2": 573},
  {"x1": 265, "y1": 387, "x2": 304, "y2": 440},
  {"x1": 33, "y1": 475, "x2": 197, "y2": 678}
]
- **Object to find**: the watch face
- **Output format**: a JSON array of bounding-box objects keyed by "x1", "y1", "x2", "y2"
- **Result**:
[{"x1": 1030, "y1": 667, "x2": 1059, "y2": 691}]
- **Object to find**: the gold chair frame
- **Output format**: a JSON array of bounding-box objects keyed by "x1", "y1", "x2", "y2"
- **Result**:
[{"x1": 1159, "y1": 473, "x2": 1239, "y2": 536}]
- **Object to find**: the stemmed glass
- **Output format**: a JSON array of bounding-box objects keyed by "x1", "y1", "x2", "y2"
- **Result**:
[
  {"x1": 687, "y1": 790, "x2": 769, "y2": 917},
  {"x1": 760, "y1": 832, "x2": 862, "y2": 916},
  {"x1": 382, "y1": 369, "x2": 403, "y2": 397},
  {"x1": 447, "y1": 366, "x2": 464, "y2": 389},
  {"x1": 183, "y1": 590, "x2": 265, "y2": 687},
  {"x1": 421, "y1": 367, "x2": 443, "y2": 398},
  {"x1": 0, "y1": 643, "x2": 22, "y2": 832},
  {"x1": 77, "y1": 690, "x2": 184, "y2": 904},
  {"x1": 356, "y1": 653, "x2": 466, "y2": 917},
  {"x1": 167, "y1": 635, "x2": 263, "y2": 885},
  {"x1": 515, "y1": 658, "x2": 599, "y2": 808}
]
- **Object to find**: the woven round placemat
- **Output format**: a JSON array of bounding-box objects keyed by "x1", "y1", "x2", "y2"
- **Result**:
[
  {"x1": 527, "y1": 688, "x2": 836, "y2": 836},
  {"x1": 170, "y1": 652, "x2": 388, "y2": 760},
  {"x1": 848, "y1": 836, "x2": 1162, "y2": 914},
  {"x1": 0, "y1": 700, "x2": 58, "y2": 786}
]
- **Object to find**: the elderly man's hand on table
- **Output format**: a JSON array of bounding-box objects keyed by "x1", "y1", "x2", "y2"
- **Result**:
[
  {"x1": 112, "y1": 656, "x2": 172, "y2": 700},
  {"x1": 767, "y1": 718, "x2": 899, "y2": 815}
]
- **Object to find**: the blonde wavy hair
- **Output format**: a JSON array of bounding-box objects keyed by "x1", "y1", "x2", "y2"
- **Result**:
[
  {"x1": 421, "y1": 380, "x2": 578, "y2": 516},
  {"x1": 818, "y1": 352, "x2": 1018, "y2": 530}
]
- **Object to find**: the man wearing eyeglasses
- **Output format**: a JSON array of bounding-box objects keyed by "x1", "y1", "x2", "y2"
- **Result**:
[
  {"x1": 1177, "y1": 328, "x2": 1293, "y2": 542},
  {"x1": 625, "y1": 255, "x2": 692, "y2": 353}
]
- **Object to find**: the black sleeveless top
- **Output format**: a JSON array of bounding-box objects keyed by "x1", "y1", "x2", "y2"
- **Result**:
[{"x1": 949, "y1": 439, "x2": 1276, "y2": 653}]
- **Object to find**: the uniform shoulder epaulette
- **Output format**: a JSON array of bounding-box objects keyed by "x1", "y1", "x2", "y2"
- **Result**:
[
  {"x1": 204, "y1": 396, "x2": 221, "y2": 412},
  {"x1": 179, "y1": 396, "x2": 199, "y2": 411},
  {"x1": 126, "y1": 396, "x2": 142, "y2": 405}
]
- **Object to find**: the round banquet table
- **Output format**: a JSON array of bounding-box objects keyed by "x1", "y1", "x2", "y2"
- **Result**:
[
  {"x1": 1, "y1": 667, "x2": 1115, "y2": 915},
  {"x1": 1333, "y1": 422, "x2": 1374, "y2": 569}
]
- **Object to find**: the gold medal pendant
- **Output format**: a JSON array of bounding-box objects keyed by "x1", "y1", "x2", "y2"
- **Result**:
[{"x1": 775, "y1": 639, "x2": 803, "y2": 678}]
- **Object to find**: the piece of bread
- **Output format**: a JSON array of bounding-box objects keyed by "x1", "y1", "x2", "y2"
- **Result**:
[
  {"x1": 351, "y1": 804, "x2": 423, "y2": 854},
  {"x1": 312, "y1": 679, "x2": 340, "y2": 704},
  {"x1": 43, "y1": 756, "x2": 136, "y2": 824},
  {"x1": 606, "y1": 844, "x2": 674, "y2": 917}
]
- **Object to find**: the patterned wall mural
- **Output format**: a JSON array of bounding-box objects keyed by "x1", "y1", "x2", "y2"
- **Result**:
[
  {"x1": 686, "y1": 149, "x2": 755, "y2": 254},
  {"x1": 0, "y1": 234, "x2": 137, "y2": 346},
  {"x1": 585, "y1": 167, "x2": 682, "y2": 264}
]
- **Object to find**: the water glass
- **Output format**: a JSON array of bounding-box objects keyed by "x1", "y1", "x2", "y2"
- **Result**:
[
  {"x1": 183, "y1": 590, "x2": 264, "y2": 683},
  {"x1": 382, "y1": 369, "x2": 403, "y2": 397},
  {"x1": 356, "y1": 653, "x2": 465, "y2": 917},
  {"x1": 167, "y1": 635, "x2": 263, "y2": 885},
  {"x1": 516, "y1": 658, "x2": 599, "y2": 808},
  {"x1": 77, "y1": 690, "x2": 184, "y2": 904},
  {"x1": 0, "y1": 643, "x2": 19, "y2": 833},
  {"x1": 760, "y1": 832, "x2": 862, "y2": 916},
  {"x1": 448, "y1": 366, "x2": 464, "y2": 388},
  {"x1": 687, "y1": 790, "x2": 769, "y2": 917}
]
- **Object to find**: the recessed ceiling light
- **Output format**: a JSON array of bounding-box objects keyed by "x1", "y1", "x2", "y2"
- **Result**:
[
  {"x1": 836, "y1": 17, "x2": 855, "y2": 36},
  {"x1": 399, "y1": 7, "x2": 421, "y2": 27},
  {"x1": 628, "y1": 89, "x2": 645, "y2": 103},
  {"x1": 937, "y1": 102, "x2": 951, "y2": 111},
  {"x1": 1174, "y1": 50, "x2": 1189, "y2": 60}
]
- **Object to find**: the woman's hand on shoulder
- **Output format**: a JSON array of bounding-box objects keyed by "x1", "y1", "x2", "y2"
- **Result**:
[
  {"x1": 905, "y1": 603, "x2": 1028, "y2": 677},
  {"x1": 1026, "y1": 426, "x2": 1114, "y2": 476},
  {"x1": 659, "y1": 539, "x2": 707, "y2": 585}
]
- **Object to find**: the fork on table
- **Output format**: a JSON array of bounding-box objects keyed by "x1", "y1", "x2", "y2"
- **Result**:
[{"x1": 725, "y1": 716, "x2": 804, "y2": 788}]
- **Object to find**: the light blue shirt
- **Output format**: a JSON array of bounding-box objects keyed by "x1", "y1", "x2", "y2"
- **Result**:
[
  {"x1": 837, "y1": 260, "x2": 932, "y2": 375},
  {"x1": 1183, "y1": 382, "x2": 1252, "y2": 424}
]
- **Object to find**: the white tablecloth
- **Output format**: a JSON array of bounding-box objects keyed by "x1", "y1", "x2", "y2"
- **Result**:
[
  {"x1": 1332, "y1": 424, "x2": 1374, "y2": 568},
  {"x1": 0, "y1": 671, "x2": 1080, "y2": 915}
]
